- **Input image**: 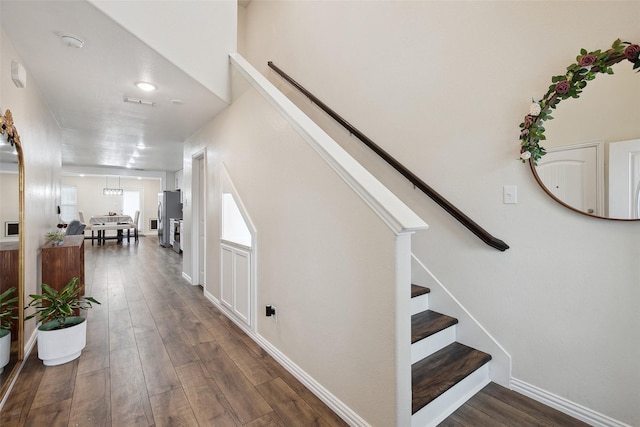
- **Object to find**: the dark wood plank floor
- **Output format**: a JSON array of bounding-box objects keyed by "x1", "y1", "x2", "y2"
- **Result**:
[{"x1": 0, "y1": 236, "x2": 590, "y2": 426}]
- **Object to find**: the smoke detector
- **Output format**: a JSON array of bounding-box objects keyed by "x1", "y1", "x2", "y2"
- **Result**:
[{"x1": 59, "y1": 33, "x2": 84, "y2": 49}]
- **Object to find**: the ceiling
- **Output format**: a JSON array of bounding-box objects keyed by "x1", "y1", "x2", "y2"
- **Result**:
[{"x1": 1, "y1": 0, "x2": 230, "y2": 172}]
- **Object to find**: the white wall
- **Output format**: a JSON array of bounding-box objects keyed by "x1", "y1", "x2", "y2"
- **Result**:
[
  {"x1": 90, "y1": 0, "x2": 236, "y2": 103},
  {"x1": 239, "y1": 1, "x2": 640, "y2": 425},
  {"x1": 1, "y1": 28, "x2": 62, "y2": 342},
  {"x1": 183, "y1": 76, "x2": 409, "y2": 426}
]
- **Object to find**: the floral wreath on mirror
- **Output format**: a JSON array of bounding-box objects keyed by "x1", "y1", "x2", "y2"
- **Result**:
[{"x1": 519, "y1": 39, "x2": 640, "y2": 165}]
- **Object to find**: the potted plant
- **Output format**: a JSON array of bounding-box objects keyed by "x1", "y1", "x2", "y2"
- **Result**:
[
  {"x1": 45, "y1": 230, "x2": 65, "y2": 245},
  {"x1": 25, "y1": 277, "x2": 100, "y2": 366},
  {"x1": 0, "y1": 287, "x2": 18, "y2": 374}
]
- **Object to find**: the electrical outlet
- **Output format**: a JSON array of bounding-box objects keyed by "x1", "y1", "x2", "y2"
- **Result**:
[{"x1": 266, "y1": 305, "x2": 277, "y2": 321}]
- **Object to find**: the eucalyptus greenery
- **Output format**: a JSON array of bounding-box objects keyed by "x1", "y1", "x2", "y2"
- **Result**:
[
  {"x1": 0, "y1": 287, "x2": 18, "y2": 331},
  {"x1": 25, "y1": 278, "x2": 100, "y2": 330},
  {"x1": 519, "y1": 39, "x2": 640, "y2": 165}
]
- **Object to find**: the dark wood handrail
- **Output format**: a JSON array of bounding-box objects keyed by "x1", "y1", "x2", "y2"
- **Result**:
[{"x1": 267, "y1": 61, "x2": 509, "y2": 251}]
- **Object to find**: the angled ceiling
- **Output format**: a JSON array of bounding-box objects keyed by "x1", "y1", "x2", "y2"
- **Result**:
[{"x1": 1, "y1": 0, "x2": 232, "y2": 172}]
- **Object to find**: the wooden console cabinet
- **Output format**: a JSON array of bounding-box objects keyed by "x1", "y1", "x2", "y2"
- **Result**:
[
  {"x1": 41, "y1": 235, "x2": 85, "y2": 295},
  {"x1": 0, "y1": 241, "x2": 19, "y2": 339}
]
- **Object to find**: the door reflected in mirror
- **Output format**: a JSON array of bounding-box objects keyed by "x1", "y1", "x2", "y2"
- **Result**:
[{"x1": 533, "y1": 62, "x2": 640, "y2": 219}]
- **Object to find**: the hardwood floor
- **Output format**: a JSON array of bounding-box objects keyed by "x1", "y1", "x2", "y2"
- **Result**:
[
  {"x1": 1, "y1": 236, "x2": 590, "y2": 426},
  {"x1": 1, "y1": 236, "x2": 347, "y2": 427}
]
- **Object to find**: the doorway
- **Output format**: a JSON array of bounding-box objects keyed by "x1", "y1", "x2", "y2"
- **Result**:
[{"x1": 192, "y1": 153, "x2": 206, "y2": 287}]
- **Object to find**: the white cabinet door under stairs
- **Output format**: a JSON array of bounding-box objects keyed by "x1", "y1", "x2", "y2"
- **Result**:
[{"x1": 221, "y1": 241, "x2": 251, "y2": 327}]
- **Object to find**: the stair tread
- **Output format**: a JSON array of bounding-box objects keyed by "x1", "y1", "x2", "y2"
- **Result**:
[
  {"x1": 411, "y1": 310, "x2": 458, "y2": 343},
  {"x1": 411, "y1": 284, "x2": 430, "y2": 298},
  {"x1": 412, "y1": 342, "x2": 492, "y2": 414}
]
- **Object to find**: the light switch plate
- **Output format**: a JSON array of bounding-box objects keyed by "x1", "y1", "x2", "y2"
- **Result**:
[{"x1": 503, "y1": 185, "x2": 517, "y2": 204}]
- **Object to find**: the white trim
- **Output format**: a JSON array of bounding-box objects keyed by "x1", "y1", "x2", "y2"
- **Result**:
[
  {"x1": 395, "y1": 234, "x2": 413, "y2": 427},
  {"x1": 203, "y1": 290, "x2": 369, "y2": 427},
  {"x1": 511, "y1": 378, "x2": 632, "y2": 427},
  {"x1": 191, "y1": 149, "x2": 206, "y2": 289},
  {"x1": 181, "y1": 271, "x2": 192, "y2": 284},
  {"x1": 411, "y1": 326, "x2": 456, "y2": 364},
  {"x1": 220, "y1": 238, "x2": 251, "y2": 252},
  {"x1": 254, "y1": 333, "x2": 370, "y2": 427},
  {"x1": 229, "y1": 53, "x2": 428, "y2": 236}
]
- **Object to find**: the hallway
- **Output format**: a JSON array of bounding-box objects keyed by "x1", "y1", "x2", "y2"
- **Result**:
[
  {"x1": 0, "y1": 236, "x2": 590, "y2": 426},
  {"x1": 0, "y1": 236, "x2": 347, "y2": 426}
]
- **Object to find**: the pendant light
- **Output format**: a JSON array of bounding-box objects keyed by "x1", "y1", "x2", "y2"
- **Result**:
[{"x1": 103, "y1": 176, "x2": 123, "y2": 195}]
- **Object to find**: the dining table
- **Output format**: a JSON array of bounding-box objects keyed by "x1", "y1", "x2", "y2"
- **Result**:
[
  {"x1": 89, "y1": 214, "x2": 134, "y2": 245},
  {"x1": 89, "y1": 214, "x2": 133, "y2": 225}
]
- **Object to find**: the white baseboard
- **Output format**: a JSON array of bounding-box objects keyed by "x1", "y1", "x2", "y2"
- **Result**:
[
  {"x1": 181, "y1": 272, "x2": 192, "y2": 284},
  {"x1": 25, "y1": 329, "x2": 37, "y2": 356},
  {"x1": 253, "y1": 334, "x2": 370, "y2": 427},
  {"x1": 510, "y1": 378, "x2": 632, "y2": 427},
  {"x1": 202, "y1": 291, "x2": 368, "y2": 427}
]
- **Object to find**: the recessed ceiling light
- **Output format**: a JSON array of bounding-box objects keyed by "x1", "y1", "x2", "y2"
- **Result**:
[
  {"x1": 59, "y1": 34, "x2": 84, "y2": 49},
  {"x1": 135, "y1": 81, "x2": 157, "y2": 92}
]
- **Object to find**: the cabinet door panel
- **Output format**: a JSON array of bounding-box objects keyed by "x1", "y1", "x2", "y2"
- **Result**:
[
  {"x1": 233, "y1": 249, "x2": 251, "y2": 325},
  {"x1": 221, "y1": 246, "x2": 234, "y2": 310}
]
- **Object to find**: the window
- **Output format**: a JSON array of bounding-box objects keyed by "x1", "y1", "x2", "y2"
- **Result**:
[
  {"x1": 121, "y1": 189, "x2": 142, "y2": 230},
  {"x1": 60, "y1": 185, "x2": 77, "y2": 223}
]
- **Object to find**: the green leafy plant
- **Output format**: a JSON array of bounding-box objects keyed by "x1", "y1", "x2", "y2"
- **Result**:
[
  {"x1": 45, "y1": 230, "x2": 65, "y2": 244},
  {"x1": 519, "y1": 39, "x2": 640, "y2": 165},
  {"x1": 0, "y1": 287, "x2": 18, "y2": 331},
  {"x1": 25, "y1": 278, "x2": 100, "y2": 330}
]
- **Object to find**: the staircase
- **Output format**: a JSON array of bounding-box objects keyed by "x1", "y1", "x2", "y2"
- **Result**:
[{"x1": 411, "y1": 284, "x2": 492, "y2": 427}]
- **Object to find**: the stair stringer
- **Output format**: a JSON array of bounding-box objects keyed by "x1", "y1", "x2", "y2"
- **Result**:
[{"x1": 411, "y1": 254, "x2": 511, "y2": 387}]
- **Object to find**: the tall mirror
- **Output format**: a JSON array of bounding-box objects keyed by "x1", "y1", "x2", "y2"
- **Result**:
[
  {"x1": 0, "y1": 110, "x2": 24, "y2": 402},
  {"x1": 520, "y1": 39, "x2": 640, "y2": 220}
]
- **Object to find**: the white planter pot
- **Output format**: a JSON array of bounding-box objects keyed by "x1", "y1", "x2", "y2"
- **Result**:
[
  {"x1": 37, "y1": 316, "x2": 87, "y2": 366},
  {"x1": 0, "y1": 330, "x2": 10, "y2": 374}
]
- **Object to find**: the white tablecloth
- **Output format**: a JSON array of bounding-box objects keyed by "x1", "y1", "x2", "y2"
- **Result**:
[{"x1": 89, "y1": 215, "x2": 133, "y2": 225}]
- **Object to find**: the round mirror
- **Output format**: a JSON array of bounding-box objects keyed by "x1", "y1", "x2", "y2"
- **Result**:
[{"x1": 520, "y1": 39, "x2": 640, "y2": 220}]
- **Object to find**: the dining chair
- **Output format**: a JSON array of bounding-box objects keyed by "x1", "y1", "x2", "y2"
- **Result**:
[
  {"x1": 127, "y1": 210, "x2": 140, "y2": 242},
  {"x1": 78, "y1": 211, "x2": 91, "y2": 230},
  {"x1": 65, "y1": 219, "x2": 86, "y2": 235}
]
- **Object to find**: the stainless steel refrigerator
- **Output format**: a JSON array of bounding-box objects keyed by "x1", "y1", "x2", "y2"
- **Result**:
[{"x1": 157, "y1": 191, "x2": 182, "y2": 247}]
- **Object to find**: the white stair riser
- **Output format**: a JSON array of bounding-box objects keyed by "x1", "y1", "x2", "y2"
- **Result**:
[
  {"x1": 411, "y1": 362, "x2": 491, "y2": 427},
  {"x1": 411, "y1": 325, "x2": 456, "y2": 364},
  {"x1": 411, "y1": 293, "x2": 429, "y2": 316}
]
